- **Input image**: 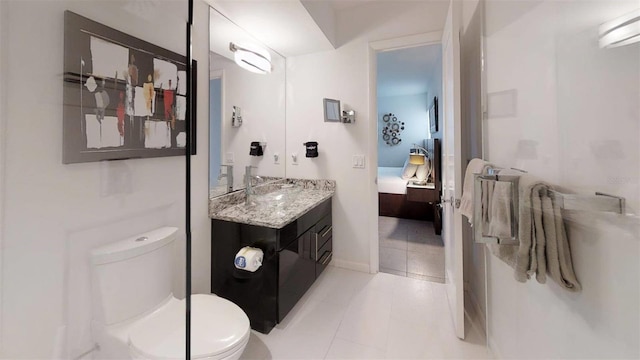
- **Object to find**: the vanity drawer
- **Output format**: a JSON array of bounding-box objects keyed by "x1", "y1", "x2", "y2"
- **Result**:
[
  {"x1": 296, "y1": 198, "x2": 331, "y2": 237},
  {"x1": 315, "y1": 236, "x2": 332, "y2": 276},
  {"x1": 315, "y1": 214, "x2": 332, "y2": 249}
]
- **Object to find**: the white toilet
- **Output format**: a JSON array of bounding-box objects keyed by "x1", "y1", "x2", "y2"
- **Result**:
[{"x1": 91, "y1": 227, "x2": 251, "y2": 360}]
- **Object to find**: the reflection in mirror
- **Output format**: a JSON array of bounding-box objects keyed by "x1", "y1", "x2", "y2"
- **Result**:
[{"x1": 209, "y1": 7, "x2": 286, "y2": 198}]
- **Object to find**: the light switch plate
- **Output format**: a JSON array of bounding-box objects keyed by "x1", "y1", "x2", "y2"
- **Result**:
[
  {"x1": 291, "y1": 153, "x2": 298, "y2": 165},
  {"x1": 225, "y1": 152, "x2": 234, "y2": 164},
  {"x1": 353, "y1": 155, "x2": 365, "y2": 169},
  {"x1": 274, "y1": 153, "x2": 280, "y2": 164}
]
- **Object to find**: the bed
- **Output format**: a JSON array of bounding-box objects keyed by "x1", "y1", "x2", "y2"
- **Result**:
[
  {"x1": 378, "y1": 167, "x2": 411, "y2": 195},
  {"x1": 378, "y1": 138, "x2": 441, "y2": 223}
]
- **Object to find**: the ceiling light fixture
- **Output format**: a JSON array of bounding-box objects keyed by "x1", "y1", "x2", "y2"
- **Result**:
[
  {"x1": 599, "y1": 9, "x2": 640, "y2": 49},
  {"x1": 229, "y1": 42, "x2": 272, "y2": 74}
]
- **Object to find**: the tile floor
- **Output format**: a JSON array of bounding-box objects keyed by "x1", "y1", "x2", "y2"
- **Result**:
[
  {"x1": 378, "y1": 216, "x2": 445, "y2": 283},
  {"x1": 240, "y1": 266, "x2": 492, "y2": 359}
]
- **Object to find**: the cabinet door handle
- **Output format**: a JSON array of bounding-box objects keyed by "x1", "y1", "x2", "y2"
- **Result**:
[
  {"x1": 321, "y1": 225, "x2": 332, "y2": 238},
  {"x1": 315, "y1": 233, "x2": 319, "y2": 261},
  {"x1": 321, "y1": 252, "x2": 332, "y2": 265}
]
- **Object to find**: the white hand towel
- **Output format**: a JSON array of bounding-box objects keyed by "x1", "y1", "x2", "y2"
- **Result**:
[
  {"x1": 459, "y1": 158, "x2": 493, "y2": 223},
  {"x1": 489, "y1": 172, "x2": 581, "y2": 292}
]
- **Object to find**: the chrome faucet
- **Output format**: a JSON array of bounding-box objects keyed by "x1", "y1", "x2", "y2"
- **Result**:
[
  {"x1": 218, "y1": 165, "x2": 233, "y2": 193},
  {"x1": 244, "y1": 165, "x2": 258, "y2": 205}
]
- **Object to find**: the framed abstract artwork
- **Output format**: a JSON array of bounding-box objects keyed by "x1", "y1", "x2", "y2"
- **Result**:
[
  {"x1": 429, "y1": 96, "x2": 438, "y2": 134},
  {"x1": 63, "y1": 11, "x2": 195, "y2": 164}
]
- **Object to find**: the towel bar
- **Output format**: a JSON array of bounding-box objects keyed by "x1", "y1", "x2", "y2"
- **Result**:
[
  {"x1": 548, "y1": 190, "x2": 625, "y2": 215},
  {"x1": 472, "y1": 169, "x2": 627, "y2": 244}
]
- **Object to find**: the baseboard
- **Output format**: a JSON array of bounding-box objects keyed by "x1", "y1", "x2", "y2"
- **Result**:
[{"x1": 330, "y1": 258, "x2": 370, "y2": 273}]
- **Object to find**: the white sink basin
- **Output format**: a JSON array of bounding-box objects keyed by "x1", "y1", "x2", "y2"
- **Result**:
[{"x1": 250, "y1": 184, "x2": 302, "y2": 207}]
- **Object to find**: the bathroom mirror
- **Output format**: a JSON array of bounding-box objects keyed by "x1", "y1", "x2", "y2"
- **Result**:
[
  {"x1": 323, "y1": 98, "x2": 341, "y2": 122},
  {"x1": 209, "y1": 7, "x2": 286, "y2": 198}
]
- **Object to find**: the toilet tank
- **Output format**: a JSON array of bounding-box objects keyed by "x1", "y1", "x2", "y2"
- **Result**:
[{"x1": 91, "y1": 227, "x2": 178, "y2": 326}]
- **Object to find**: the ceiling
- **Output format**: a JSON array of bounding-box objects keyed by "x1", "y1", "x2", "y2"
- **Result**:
[
  {"x1": 325, "y1": 0, "x2": 378, "y2": 11},
  {"x1": 206, "y1": 0, "x2": 448, "y2": 58},
  {"x1": 209, "y1": 7, "x2": 285, "y2": 65},
  {"x1": 377, "y1": 44, "x2": 442, "y2": 97},
  {"x1": 207, "y1": 0, "x2": 335, "y2": 58}
]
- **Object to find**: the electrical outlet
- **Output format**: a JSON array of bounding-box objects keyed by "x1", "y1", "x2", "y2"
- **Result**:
[
  {"x1": 291, "y1": 153, "x2": 298, "y2": 165},
  {"x1": 225, "y1": 152, "x2": 234, "y2": 164},
  {"x1": 353, "y1": 155, "x2": 365, "y2": 169}
]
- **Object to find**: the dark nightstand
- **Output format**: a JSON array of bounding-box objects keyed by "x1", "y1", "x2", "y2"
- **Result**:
[
  {"x1": 406, "y1": 183, "x2": 438, "y2": 203},
  {"x1": 406, "y1": 182, "x2": 442, "y2": 235}
]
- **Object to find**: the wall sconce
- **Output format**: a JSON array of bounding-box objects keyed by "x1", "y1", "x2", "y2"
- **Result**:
[
  {"x1": 229, "y1": 42, "x2": 272, "y2": 74},
  {"x1": 342, "y1": 110, "x2": 356, "y2": 123},
  {"x1": 599, "y1": 9, "x2": 640, "y2": 48}
]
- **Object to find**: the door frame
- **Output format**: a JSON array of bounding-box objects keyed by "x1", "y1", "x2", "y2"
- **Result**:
[{"x1": 367, "y1": 31, "x2": 442, "y2": 274}]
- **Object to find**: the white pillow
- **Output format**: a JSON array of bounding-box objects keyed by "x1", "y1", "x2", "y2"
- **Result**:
[
  {"x1": 401, "y1": 157, "x2": 418, "y2": 179},
  {"x1": 415, "y1": 157, "x2": 431, "y2": 182}
]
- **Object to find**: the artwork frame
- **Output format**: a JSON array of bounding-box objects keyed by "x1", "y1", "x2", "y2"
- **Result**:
[
  {"x1": 429, "y1": 96, "x2": 438, "y2": 134},
  {"x1": 63, "y1": 11, "x2": 195, "y2": 164}
]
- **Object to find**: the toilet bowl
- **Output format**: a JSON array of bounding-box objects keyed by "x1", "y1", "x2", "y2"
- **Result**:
[
  {"x1": 91, "y1": 227, "x2": 250, "y2": 360},
  {"x1": 128, "y1": 295, "x2": 250, "y2": 360}
]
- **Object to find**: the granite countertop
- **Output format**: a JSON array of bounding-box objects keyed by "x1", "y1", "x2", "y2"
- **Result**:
[{"x1": 209, "y1": 179, "x2": 336, "y2": 229}]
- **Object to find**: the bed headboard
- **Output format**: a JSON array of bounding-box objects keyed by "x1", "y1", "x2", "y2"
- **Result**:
[{"x1": 424, "y1": 138, "x2": 441, "y2": 194}]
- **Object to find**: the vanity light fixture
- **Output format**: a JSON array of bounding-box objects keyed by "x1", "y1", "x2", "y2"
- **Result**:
[
  {"x1": 599, "y1": 9, "x2": 640, "y2": 48},
  {"x1": 229, "y1": 42, "x2": 272, "y2": 74}
]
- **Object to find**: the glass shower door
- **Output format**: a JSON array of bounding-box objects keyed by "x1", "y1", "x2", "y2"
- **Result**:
[{"x1": 0, "y1": 1, "x2": 190, "y2": 358}]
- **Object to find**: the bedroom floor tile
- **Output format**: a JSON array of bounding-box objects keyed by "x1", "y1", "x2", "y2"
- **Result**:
[
  {"x1": 380, "y1": 236, "x2": 408, "y2": 251},
  {"x1": 407, "y1": 251, "x2": 445, "y2": 279},
  {"x1": 379, "y1": 247, "x2": 407, "y2": 272},
  {"x1": 379, "y1": 216, "x2": 444, "y2": 284},
  {"x1": 407, "y1": 272, "x2": 445, "y2": 283},
  {"x1": 379, "y1": 267, "x2": 407, "y2": 277}
]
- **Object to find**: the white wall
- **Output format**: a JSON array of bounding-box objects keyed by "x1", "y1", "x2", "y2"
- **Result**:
[
  {"x1": 285, "y1": 1, "x2": 448, "y2": 272},
  {"x1": 0, "y1": 0, "x2": 211, "y2": 358},
  {"x1": 428, "y1": 58, "x2": 443, "y2": 140},
  {"x1": 377, "y1": 93, "x2": 430, "y2": 167},
  {"x1": 482, "y1": 0, "x2": 640, "y2": 357}
]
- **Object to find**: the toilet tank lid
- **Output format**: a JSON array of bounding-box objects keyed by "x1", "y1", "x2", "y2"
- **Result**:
[{"x1": 92, "y1": 227, "x2": 179, "y2": 265}]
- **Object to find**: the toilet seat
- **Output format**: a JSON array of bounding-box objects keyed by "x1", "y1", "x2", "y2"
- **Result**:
[{"x1": 129, "y1": 294, "x2": 251, "y2": 359}]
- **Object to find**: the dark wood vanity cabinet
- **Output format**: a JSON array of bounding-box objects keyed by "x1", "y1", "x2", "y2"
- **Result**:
[{"x1": 211, "y1": 198, "x2": 332, "y2": 334}]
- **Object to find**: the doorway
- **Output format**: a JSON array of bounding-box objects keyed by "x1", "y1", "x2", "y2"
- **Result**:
[{"x1": 374, "y1": 43, "x2": 444, "y2": 282}]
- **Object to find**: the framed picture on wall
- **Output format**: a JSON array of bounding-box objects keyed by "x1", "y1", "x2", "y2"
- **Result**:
[
  {"x1": 429, "y1": 96, "x2": 438, "y2": 134},
  {"x1": 62, "y1": 11, "x2": 196, "y2": 164}
]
